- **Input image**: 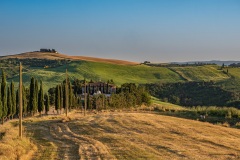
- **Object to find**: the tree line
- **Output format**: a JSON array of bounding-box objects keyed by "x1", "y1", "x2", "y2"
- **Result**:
[
  {"x1": 0, "y1": 70, "x2": 50, "y2": 124},
  {"x1": 144, "y1": 81, "x2": 233, "y2": 107},
  {"x1": 49, "y1": 81, "x2": 151, "y2": 112}
]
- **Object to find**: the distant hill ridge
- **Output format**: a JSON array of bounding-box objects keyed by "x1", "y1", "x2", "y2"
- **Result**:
[{"x1": 0, "y1": 51, "x2": 138, "y2": 65}]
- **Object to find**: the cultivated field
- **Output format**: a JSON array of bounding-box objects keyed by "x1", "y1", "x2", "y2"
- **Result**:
[{"x1": 1, "y1": 111, "x2": 239, "y2": 160}]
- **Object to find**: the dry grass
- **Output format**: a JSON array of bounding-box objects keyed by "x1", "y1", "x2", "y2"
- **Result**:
[
  {"x1": 12, "y1": 111, "x2": 240, "y2": 160},
  {"x1": 1, "y1": 52, "x2": 138, "y2": 65},
  {"x1": 0, "y1": 120, "x2": 36, "y2": 160}
]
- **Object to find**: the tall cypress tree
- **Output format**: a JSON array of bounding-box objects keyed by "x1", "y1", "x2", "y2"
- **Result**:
[
  {"x1": 63, "y1": 83, "x2": 66, "y2": 109},
  {"x1": 55, "y1": 85, "x2": 60, "y2": 113},
  {"x1": 59, "y1": 84, "x2": 63, "y2": 113},
  {"x1": 7, "y1": 86, "x2": 12, "y2": 119},
  {"x1": 16, "y1": 89, "x2": 19, "y2": 116},
  {"x1": 22, "y1": 85, "x2": 27, "y2": 116},
  {"x1": 11, "y1": 81, "x2": 16, "y2": 119},
  {"x1": 0, "y1": 85, "x2": 2, "y2": 123},
  {"x1": 29, "y1": 77, "x2": 35, "y2": 115},
  {"x1": 44, "y1": 93, "x2": 50, "y2": 115},
  {"x1": 1, "y1": 70, "x2": 7, "y2": 124},
  {"x1": 69, "y1": 81, "x2": 73, "y2": 111},
  {"x1": 34, "y1": 79, "x2": 38, "y2": 114},
  {"x1": 38, "y1": 81, "x2": 44, "y2": 116}
]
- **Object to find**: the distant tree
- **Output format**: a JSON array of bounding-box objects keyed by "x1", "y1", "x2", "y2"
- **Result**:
[
  {"x1": 44, "y1": 93, "x2": 50, "y2": 115},
  {"x1": 38, "y1": 81, "x2": 44, "y2": 116},
  {"x1": 1, "y1": 70, "x2": 8, "y2": 124},
  {"x1": 221, "y1": 63, "x2": 225, "y2": 69},
  {"x1": 7, "y1": 86, "x2": 12, "y2": 119},
  {"x1": 10, "y1": 81, "x2": 16, "y2": 119}
]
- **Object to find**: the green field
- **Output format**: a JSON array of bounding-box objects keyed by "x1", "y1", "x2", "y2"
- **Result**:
[
  {"x1": 169, "y1": 65, "x2": 229, "y2": 81},
  {"x1": 8, "y1": 60, "x2": 238, "y2": 93}
]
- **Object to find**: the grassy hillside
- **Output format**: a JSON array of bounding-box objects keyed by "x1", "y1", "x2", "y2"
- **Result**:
[
  {"x1": 8, "y1": 61, "x2": 235, "y2": 93},
  {"x1": 169, "y1": 65, "x2": 229, "y2": 81},
  {"x1": 217, "y1": 67, "x2": 240, "y2": 93},
  {"x1": 10, "y1": 61, "x2": 186, "y2": 91},
  {"x1": 1, "y1": 111, "x2": 239, "y2": 159}
]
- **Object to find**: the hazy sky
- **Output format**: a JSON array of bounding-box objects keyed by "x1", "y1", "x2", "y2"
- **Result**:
[{"x1": 0, "y1": 0, "x2": 240, "y2": 62}]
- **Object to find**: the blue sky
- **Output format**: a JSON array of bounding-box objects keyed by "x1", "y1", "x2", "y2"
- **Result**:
[{"x1": 0, "y1": 0, "x2": 239, "y2": 62}]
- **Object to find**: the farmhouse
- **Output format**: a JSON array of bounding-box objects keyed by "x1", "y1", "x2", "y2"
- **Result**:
[{"x1": 81, "y1": 82, "x2": 116, "y2": 96}]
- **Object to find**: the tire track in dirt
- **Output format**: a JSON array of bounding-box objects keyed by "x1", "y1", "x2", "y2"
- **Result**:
[{"x1": 26, "y1": 119, "x2": 115, "y2": 160}]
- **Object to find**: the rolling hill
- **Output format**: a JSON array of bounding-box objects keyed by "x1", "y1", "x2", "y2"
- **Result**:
[
  {"x1": 1, "y1": 51, "x2": 240, "y2": 96},
  {"x1": 0, "y1": 51, "x2": 138, "y2": 65}
]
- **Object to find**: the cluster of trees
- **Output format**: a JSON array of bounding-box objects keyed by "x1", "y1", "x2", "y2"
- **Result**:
[
  {"x1": 85, "y1": 83, "x2": 151, "y2": 110},
  {"x1": 142, "y1": 62, "x2": 216, "y2": 67},
  {"x1": 144, "y1": 82, "x2": 233, "y2": 107},
  {"x1": 0, "y1": 71, "x2": 50, "y2": 124},
  {"x1": 229, "y1": 63, "x2": 240, "y2": 67},
  {"x1": 53, "y1": 79, "x2": 81, "y2": 114},
  {"x1": 0, "y1": 58, "x2": 70, "y2": 68},
  {"x1": 49, "y1": 81, "x2": 151, "y2": 112},
  {"x1": 0, "y1": 70, "x2": 16, "y2": 124}
]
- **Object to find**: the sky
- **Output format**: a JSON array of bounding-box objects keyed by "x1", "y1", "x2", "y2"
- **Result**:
[{"x1": 0, "y1": 0, "x2": 240, "y2": 63}]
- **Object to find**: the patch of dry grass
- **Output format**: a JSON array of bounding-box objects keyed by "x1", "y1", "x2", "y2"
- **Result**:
[
  {"x1": 0, "y1": 120, "x2": 35, "y2": 160},
  {"x1": 1, "y1": 111, "x2": 240, "y2": 159}
]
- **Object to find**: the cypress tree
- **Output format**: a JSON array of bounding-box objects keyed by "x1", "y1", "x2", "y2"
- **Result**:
[
  {"x1": 44, "y1": 93, "x2": 50, "y2": 115},
  {"x1": 7, "y1": 86, "x2": 12, "y2": 119},
  {"x1": 69, "y1": 81, "x2": 73, "y2": 111},
  {"x1": 59, "y1": 84, "x2": 63, "y2": 113},
  {"x1": 0, "y1": 85, "x2": 3, "y2": 123},
  {"x1": 11, "y1": 81, "x2": 16, "y2": 119},
  {"x1": 29, "y1": 77, "x2": 35, "y2": 115},
  {"x1": 1, "y1": 70, "x2": 7, "y2": 124},
  {"x1": 16, "y1": 89, "x2": 19, "y2": 116},
  {"x1": 63, "y1": 83, "x2": 66, "y2": 109},
  {"x1": 22, "y1": 85, "x2": 27, "y2": 116},
  {"x1": 38, "y1": 81, "x2": 44, "y2": 116},
  {"x1": 55, "y1": 85, "x2": 60, "y2": 113},
  {"x1": 34, "y1": 79, "x2": 38, "y2": 114}
]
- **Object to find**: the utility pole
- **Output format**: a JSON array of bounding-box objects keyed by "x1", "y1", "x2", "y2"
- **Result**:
[
  {"x1": 19, "y1": 62, "x2": 23, "y2": 138},
  {"x1": 65, "y1": 68, "x2": 68, "y2": 117},
  {"x1": 84, "y1": 79, "x2": 87, "y2": 116}
]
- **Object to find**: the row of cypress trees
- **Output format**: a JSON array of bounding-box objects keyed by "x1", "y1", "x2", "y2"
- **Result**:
[
  {"x1": 54, "y1": 80, "x2": 80, "y2": 114},
  {"x1": 0, "y1": 70, "x2": 50, "y2": 124},
  {"x1": 0, "y1": 70, "x2": 17, "y2": 124}
]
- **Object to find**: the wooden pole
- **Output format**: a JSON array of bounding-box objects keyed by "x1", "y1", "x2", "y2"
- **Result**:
[
  {"x1": 84, "y1": 80, "x2": 86, "y2": 116},
  {"x1": 19, "y1": 62, "x2": 23, "y2": 138},
  {"x1": 65, "y1": 69, "x2": 68, "y2": 117}
]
